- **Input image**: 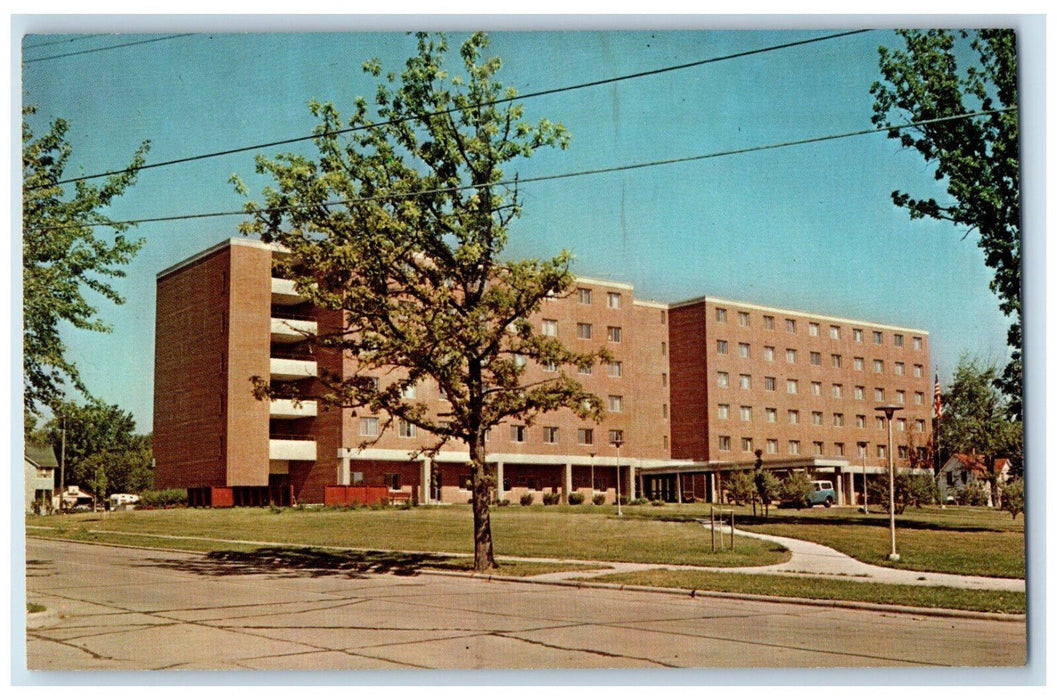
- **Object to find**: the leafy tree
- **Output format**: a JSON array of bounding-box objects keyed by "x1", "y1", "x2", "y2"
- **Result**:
[
  {"x1": 756, "y1": 471, "x2": 781, "y2": 518},
  {"x1": 232, "y1": 33, "x2": 606, "y2": 571},
  {"x1": 935, "y1": 357, "x2": 1023, "y2": 505},
  {"x1": 22, "y1": 106, "x2": 150, "y2": 415},
  {"x1": 1001, "y1": 478, "x2": 1024, "y2": 519},
  {"x1": 779, "y1": 471, "x2": 813, "y2": 509},
  {"x1": 726, "y1": 471, "x2": 756, "y2": 506},
  {"x1": 871, "y1": 30, "x2": 1021, "y2": 418},
  {"x1": 869, "y1": 472, "x2": 937, "y2": 514}
]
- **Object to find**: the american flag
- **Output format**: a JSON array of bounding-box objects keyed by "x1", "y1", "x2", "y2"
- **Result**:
[{"x1": 933, "y1": 374, "x2": 943, "y2": 419}]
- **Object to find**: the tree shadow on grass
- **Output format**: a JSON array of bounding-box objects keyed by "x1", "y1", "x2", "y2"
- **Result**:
[
  {"x1": 630, "y1": 510, "x2": 1006, "y2": 533},
  {"x1": 140, "y1": 547, "x2": 465, "y2": 580}
]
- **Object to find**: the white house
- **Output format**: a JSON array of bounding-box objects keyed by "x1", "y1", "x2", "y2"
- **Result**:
[
  {"x1": 938, "y1": 454, "x2": 1010, "y2": 506},
  {"x1": 24, "y1": 443, "x2": 57, "y2": 513}
]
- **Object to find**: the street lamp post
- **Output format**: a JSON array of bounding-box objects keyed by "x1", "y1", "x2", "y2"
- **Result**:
[
  {"x1": 875, "y1": 404, "x2": 903, "y2": 561},
  {"x1": 858, "y1": 440, "x2": 869, "y2": 514},
  {"x1": 612, "y1": 437, "x2": 624, "y2": 517}
]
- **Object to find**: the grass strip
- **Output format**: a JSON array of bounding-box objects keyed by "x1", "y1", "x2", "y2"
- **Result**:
[{"x1": 578, "y1": 568, "x2": 1025, "y2": 614}]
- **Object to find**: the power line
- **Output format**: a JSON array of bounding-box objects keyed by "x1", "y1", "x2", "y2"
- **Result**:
[
  {"x1": 23, "y1": 35, "x2": 106, "y2": 51},
  {"x1": 22, "y1": 34, "x2": 195, "y2": 64},
  {"x1": 23, "y1": 108, "x2": 1013, "y2": 235},
  {"x1": 27, "y1": 29, "x2": 871, "y2": 190}
]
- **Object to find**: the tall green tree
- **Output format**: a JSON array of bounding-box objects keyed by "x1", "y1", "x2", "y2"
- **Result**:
[
  {"x1": 22, "y1": 106, "x2": 150, "y2": 415},
  {"x1": 233, "y1": 32, "x2": 606, "y2": 571},
  {"x1": 870, "y1": 30, "x2": 1021, "y2": 418}
]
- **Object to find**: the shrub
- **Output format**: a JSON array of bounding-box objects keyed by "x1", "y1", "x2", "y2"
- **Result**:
[
  {"x1": 138, "y1": 488, "x2": 187, "y2": 508},
  {"x1": 957, "y1": 481, "x2": 991, "y2": 507},
  {"x1": 520, "y1": 493, "x2": 535, "y2": 506},
  {"x1": 726, "y1": 471, "x2": 756, "y2": 505},
  {"x1": 631, "y1": 497, "x2": 648, "y2": 505},
  {"x1": 779, "y1": 471, "x2": 813, "y2": 509},
  {"x1": 497, "y1": 499, "x2": 511, "y2": 507},
  {"x1": 567, "y1": 492, "x2": 585, "y2": 505},
  {"x1": 901, "y1": 473, "x2": 939, "y2": 509},
  {"x1": 1001, "y1": 478, "x2": 1024, "y2": 519},
  {"x1": 650, "y1": 499, "x2": 665, "y2": 507},
  {"x1": 592, "y1": 493, "x2": 606, "y2": 506},
  {"x1": 542, "y1": 492, "x2": 561, "y2": 505}
]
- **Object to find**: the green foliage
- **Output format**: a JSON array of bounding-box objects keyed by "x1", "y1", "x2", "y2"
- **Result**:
[
  {"x1": 871, "y1": 30, "x2": 1021, "y2": 416},
  {"x1": 22, "y1": 107, "x2": 150, "y2": 415},
  {"x1": 779, "y1": 471, "x2": 813, "y2": 508},
  {"x1": 232, "y1": 32, "x2": 601, "y2": 572},
  {"x1": 519, "y1": 493, "x2": 534, "y2": 506},
  {"x1": 542, "y1": 492, "x2": 561, "y2": 505},
  {"x1": 1001, "y1": 478, "x2": 1024, "y2": 519},
  {"x1": 567, "y1": 492, "x2": 585, "y2": 505},
  {"x1": 592, "y1": 493, "x2": 606, "y2": 506},
  {"x1": 726, "y1": 471, "x2": 756, "y2": 506},
  {"x1": 138, "y1": 489, "x2": 187, "y2": 508},
  {"x1": 900, "y1": 473, "x2": 940, "y2": 510},
  {"x1": 956, "y1": 482, "x2": 991, "y2": 507}
]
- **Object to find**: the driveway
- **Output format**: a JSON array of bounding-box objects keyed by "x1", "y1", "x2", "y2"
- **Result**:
[{"x1": 24, "y1": 538, "x2": 1026, "y2": 673}]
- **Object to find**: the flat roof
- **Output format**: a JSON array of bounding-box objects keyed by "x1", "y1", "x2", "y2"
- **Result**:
[{"x1": 156, "y1": 237, "x2": 283, "y2": 280}]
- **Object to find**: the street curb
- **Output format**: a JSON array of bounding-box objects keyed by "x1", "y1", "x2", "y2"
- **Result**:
[{"x1": 27, "y1": 535, "x2": 1026, "y2": 623}]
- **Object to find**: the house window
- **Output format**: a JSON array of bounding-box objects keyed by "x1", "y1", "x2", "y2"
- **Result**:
[
  {"x1": 873, "y1": 359, "x2": 884, "y2": 374},
  {"x1": 716, "y1": 307, "x2": 727, "y2": 322},
  {"x1": 786, "y1": 319, "x2": 797, "y2": 333},
  {"x1": 543, "y1": 426, "x2": 559, "y2": 444},
  {"x1": 398, "y1": 420, "x2": 416, "y2": 438},
  {"x1": 764, "y1": 315, "x2": 775, "y2": 330},
  {"x1": 915, "y1": 391, "x2": 924, "y2": 405},
  {"x1": 402, "y1": 384, "x2": 417, "y2": 399},
  {"x1": 514, "y1": 354, "x2": 527, "y2": 369},
  {"x1": 786, "y1": 348, "x2": 797, "y2": 363},
  {"x1": 812, "y1": 411, "x2": 823, "y2": 426},
  {"x1": 662, "y1": 373, "x2": 668, "y2": 388},
  {"x1": 787, "y1": 379, "x2": 799, "y2": 394},
  {"x1": 662, "y1": 403, "x2": 669, "y2": 418},
  {"x1": 913, "y1": 336, "x2": 923, "y2": 350},
  {"x1": 717, "y1": 371, "x2": 729, "y2": 388},
  {"x1": 511, "y1": 425, "x2": 526, "y2": 442},
  {"x1": 719, "y1": 435, "x2": 731, "y2": 451},
  {"x1": 914, "y1": 364, "x2": 924, "y2": 378},
  {"x1": 894, "y1": 362, "x2": 905, "y2": 376},
  {"x1": 579, "y1": 365, "x2": 592, "y2": 376},
  {"x1": 809, "y1": 322, "x2": 820, "y2": 337},
  {"x1": 854, "y1": 328, "x2": 864, "y2": 343},
  {"x1": 717, "y1": 339, "x2": 728, "y2": 355},
  {"x1": 764, "y1": 376, "x2": 776, "y2": 391},
  {"x1": 834, "y1": 413, "x2": 845, "y2": 427},
  {"x1": 578, "y1": 288, "x2": 592, "y2": 304},
  {"x1": 577, "y1": 428, "x2": 594, "y2": 445},
  {"x1": 896, "y1": 390, "x2": 906, "y2": 405},
  {"x1": 915, "y1": 419, "x2": 925, "y2": 433},
  {"x1": 854, "y1": 357, "x2": 864, "y2": 371},
  {"x1": 576, "y1": 323, "x2": 592, "y2": 340},
  {"x1": 741, "y1": 437, "x2": 753, "y2": 452},
  {"x1": 894, "y1": 333, "x2": 904, "y2": 348},
  {"x1": 877, "y1": 445, "x2": 887, "y2": 459},
  {"x1": 384, "y1": 473, "x2": 402, "y2": 490},
  {"x1": 607, "y1": 292, "x2": 622, "y2": 309},
  {"x1": 543, "y1": 361, "x2": 557, "y2": 373},
  {"x1": 767, "y1": 439, "x2": 778, "y2": 454},
  {"x1": 855, "y1": 385, "x2": 865, "y2": 400},
  {"x1": 898, "y1": 445, "x2": 909, "y2": 459},
  {"x1": 740, "y1": 405, "x2": 752, "y2": 422},
  {"x1": 360, "y1": 417, "x2": 379, "y2": 437},
  {"x1": 788, "y1": 409, "x2": 800, "y2": 424},
  {"x1": 608, "y1": 395, "x2": 623, "y2": 412},
  {"x1": 856, "y1": 415, "x2": 866, "y2": 428},
  {"x1": 875, "y1": 388, "x2": 885, "y2": 402},
  {"x1": 810, "y1": 352, "x2": 821, "y2": 366},
  {"x1": 607, "y1": 326, "x2": 622, "y2": 343},
  {"x1": 789, "y1": 440, "x2": 801, "y2": 455},
  {"x1": 876, "y1": 417, "x2": 886, "y2": 431},
  {"x1": 811, "y1": 381, "x2": 822, "y2": 396},
  {"x1": 765, "y1": 407, "x2": 777, "y2": 423},
  {"x1": 832, "y1": 384, "x2": 843, "y2": 399},
  {"x1": 897, "y1": 418, "x2": 907, "y2": 432},
  {"x1": 609, "y1": 429, "x2": 624, "y2": 445},
  {"x1": 717, "y1": 403, "x2": 730, "y2": 420},
  {"x1": 541, "y1": 319, "x2": 557, "y2": 337},
  {"x1": 873, "y1": 330, "x2": 884, "y2": 345},
  {"x1": 663, "y1": 435, "x2": 669, "y2": 450},
  {"x1": 739, "y1": 374, "x2": 751, "y2": 390},
  {"x1": 830, "y1": 325, "x2": 841, "y2": 340},
  {"x1": 608, "y1": 361, "x2": 623, "y2": 378},
  {"x1": 738, "y1": 342, "x2": 750, "y2": 358},
  {"x1": 834, "y1": 442, "x2": 845, "y2": 457},
  {"x1": 661, "y1": 309, "x2": 667, "y2": 325},
  {"x1": 858, "y1": 443, "x2": 868, "y2": 458},
  {"x1": 661, "y1": 342, "x2": 667, "y2": 356},
  {"x1": 738, "y1": 311, "x2": 750, "y2": 327},
  {"x1": 763, "y1": 346, "x2": 775, "y2": 362},
  {"x1": 832, "y1": 354, "x2": 843, "y2": 369},
  {"x1": 813, "y1": 441, "x2": 824, "y2": 456}
]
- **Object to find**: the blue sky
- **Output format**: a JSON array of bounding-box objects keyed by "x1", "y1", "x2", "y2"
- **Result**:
[{"x1": 20, "y1": 25, "x2": 1026, "y2": 431}]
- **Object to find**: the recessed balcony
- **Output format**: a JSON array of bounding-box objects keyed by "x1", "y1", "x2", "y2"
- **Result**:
[
  {"x1": 269, "y1": 398, "x2": 318, "y2": 419},
  {"x1": 270, "y1": 355, "x2": 318, "y2": 381},
  {"x1": 271, "y1": 316, "x2": 317, "y2": 344},
  {"x1": 269, "y1": 436, "x2": 317, "y2": 461},
  {"x1": 271, "y1": 277, "x2": 303, "y2": 306}
]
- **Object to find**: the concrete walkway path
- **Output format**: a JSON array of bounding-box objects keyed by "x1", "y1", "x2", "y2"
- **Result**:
[{"x1": 522, "y1": 522, "x2": 1025, "y2": 592}]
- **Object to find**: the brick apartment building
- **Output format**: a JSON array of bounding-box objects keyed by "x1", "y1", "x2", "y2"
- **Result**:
[{"x1": 154, "y1": 238, "x2": 932, "y2": 506}]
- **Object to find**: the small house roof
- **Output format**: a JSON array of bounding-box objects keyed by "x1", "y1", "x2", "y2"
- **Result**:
[{"x1": 25, "y1": 442, "x2": 58, "y2": 469}]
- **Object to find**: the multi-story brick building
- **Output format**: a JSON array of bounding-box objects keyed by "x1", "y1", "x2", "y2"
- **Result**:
[{"x1": 154, "y1": 238, "x2": 932, "y2": 507}]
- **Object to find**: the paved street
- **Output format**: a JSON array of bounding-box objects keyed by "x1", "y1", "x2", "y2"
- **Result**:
[{"x1": 25, "y1": 538, "x2": 1026, "y2": 672}]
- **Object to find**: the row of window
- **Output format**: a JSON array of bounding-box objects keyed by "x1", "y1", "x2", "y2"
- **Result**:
[
  {"x1": 713, "y1": 307, "x2": 923, "y2": 349},
  {"x1": 714, "y1": 373, "x2": 923, "y2": 402},
  {"x1": 573, "y1": 287, "x2": 625, "y2": 309},
  {"x1": 361, "y1": 418, "x2": 672, "y2": 447},
  {"x1": 715, "y1": 341, "x2": 924, "y2": 375},
  {"x1": 716, "y1": 404, "x2": 926, "y2": 432},
  {"x1": 717, "y1": 435, "x2": 920, "y2": 459}
]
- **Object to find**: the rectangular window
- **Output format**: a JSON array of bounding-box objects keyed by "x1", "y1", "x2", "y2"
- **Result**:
[
  {"x1": 579, "y1": 365, "x2": 592, "y2": 376},
  {"x1": 739, "y1": 374, "x2": 752, "y2": 390},
  {"x1": 811, "y1": 381, "x2": 822, "y2": 396},
  {"x1": 578, "y1": 288, "x2": 592, "y2": 304},
  {"x1": 738, "y1": 311, "x2": 750, "y2": 327},
  {"x1": 608, "y1": 395, "x2": 623, "y2": 412},
  {"x1": 830, "y1": 325, "x2": 841, "y2": 340},
  {"x1": 858, "y1": 443, "x2": 868, "y2": 458},
  {"x1": 813, "y1": 441, "x2": 824, "y2": 456},
  {"x1": 360, "y1": 417, "x2": 379, "y2": 437},
  {"x1": 786, "y1": 348, "x2": 797, "y2": 363},
  {"x1": 834, "y1": 413, "x2": 845, "y2": 427},
  {"x1": 738, "y1": 342, "x2": 750, "y2": 358},
  {"x1": 609, "y1": 429, "x2": 625, "y2": 445},
  {"x1": 812, "y1": 411, "x2": 823, "y2": 426},
  {"x1": 875, "y1": 388, "x2": 885, "y2": 402},
  {"x1": 895, "y1": 362, "x2": 905, "y2": 376},
  {"x1": 873, "y1": 330, "x2": 884, "y2": 345},
  {"x1": 717, "y1": 403, "x2": 730, "y2": 420},
  {"x1": 402, "y1": 384, "x2": 417, "y2": 399},
  {"x1": 898, "y1": 445, "x2": 909, "y2": 459},
  {"x1": 763, "y1": 346, "x2": 775, "y2": 362},
  {"x1": 576, "y1": 323, "x2": 592, "y2": 340},
  {"x1": 874, "y1": 359, "x2": 884, "y2": 373},
  {"x1": 608, "y1": 361, "x2": 623, "y2": 378},
  {"x1": 788, "y1": 409, "x2": 800, "y2": 424},
  {"x1": 897, "y1": 418, "x2": 907, "y2": 432},
  {"x1": 607, "y1": 326, "x2": 622, "y2": 343},
  {"x1": 511, "y1": 425, "x2": 526, "y2": 442},
  {"x1": 915, "y1": 419, "x2": 926, "y2": 433},
  {"x1": 384, "y1": 473, "x2": 402, "y2": 490},
  {"x1": 787, "y1": 379, "x2": 799, "y2": 394},
  {"x1": 877, "y1": 445, "x2": 887, "y2": 459},
  {"x1": 855, "y1": 385, "x2": 865, "y2": 400},
  {"x1": 915, "y1": 391, "x2": 924, "y2": 405},
  {"x1": 740, "y1": 405, "x2": 752, "y2": 422},
  {"x1": 810, "y1": 352, "x2": 821, "y2": 366},
  {"x1": 854, "y1": 328, "x2": 864, "y2": 343},
  {"x1": 717, "y1": 339, "x2": 728, "y2": 355},
  {"x1": 577, "y1": 428, "x2": 594, "y2": 445},
  {"x1": 662, "y1": 373, "x2": 668, "y2": 388},
  {"x1": 809, "y1": 322, "x2": 820, "y2": 337},
  {"x1": 607, "y1": 292, "x2": 622, "y2": 309},
  {"x1": 398, "y1": 420, "x2": 416, "y2": 438},
  {"x1": 661, "y1": 309, "x2": 667, "y2": 325},
  {"x1": 764, "y1": 315, "x2": 775, "y2": 330},
  {"x1": 914, "y1": 364, "x2": 924, "y2": 378},
  {"x1": 541, "y1": 319, "x2": 557, "y2": 337},
  {"x1": 716, "y1": 307, "x2": 727, "y2": 322},
  {"x1": 543, "y1": 361, "x2": 557, "y2": 373},
  {"x1": 894, "y1": 333, "x2": 904, "y2": 348},
  {"x1": 832, "y1": 354, "x2": 842, "y2": 369},
  {"x1": 741, "y1": 437, "x2": 753, "y2": 452},
  {"x1": 543, "y1": 426, "x2": 559, "y2": 444},
  {"x1": 876, "y1": 417, "x2": 886, "y2": 431},
  {"x1": 786, "y1": 319, "x2": 797, "y2": 333},
  {"x1": 661, "y1": 341, "x2": 667, "y2": 356},
  {"x1": 717, "y1": 371, "x2": 729, "y2": 388},
  {"x1": 856, "y1": 415, "x2": 866, "y2": 428},
  {"x1": 719, "y1": 435, "x2": 731, "y2": 451},
  {"x1": 832, "y1": 384, "x2": 843, "y2": 398},
  {"x1": 835, "y1": 442, "x2": 845, "y2": 457},
  {"x1": 767, "y1": 438, "x2": 778, "y2": 454},
  {"x1": 789, "y1": 440, "x2": 801, "y2": 455},
  {"x1": 913, "y1": 336, "x2": 923, "y2": 350},
  {"x1": 765, "y1": 407, "x2": 777, "y2": 423},
  {"x1": 662, "y1": 403, "x2": 669, "y2": 419},
  {"x1": 854, "y1": 357, "x2": 864, "y2": 371},
  {"x1": 764, "y1": 376, "x2": 776, "y2": 391},
  {"x1": 896, "y1": 390, "x2": 906, "y2": 405}
]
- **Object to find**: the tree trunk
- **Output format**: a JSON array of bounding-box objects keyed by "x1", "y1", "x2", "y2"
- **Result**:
[{"x1": 469, "y1": 436, "x2": 498, "y2": 571}]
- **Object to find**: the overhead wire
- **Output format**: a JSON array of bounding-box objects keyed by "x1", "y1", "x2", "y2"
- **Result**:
[
  {"x1": 23, "y1": 34, "x2": 107, "y2": 51},
  {"x1": 25, "y1": 29, "x2": 871, "y2": 190},
  {"x1": 22, "y1": 108, "x2": 1014, "y2": 234},
  {"x1": 22, "y1": 34, "x2": 196, "y2": 64}
]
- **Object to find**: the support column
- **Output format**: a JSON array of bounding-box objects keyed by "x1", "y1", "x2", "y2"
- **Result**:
[
  {"x1": 563, "y1": 463, "x2": 573, "y2": 504},
  {"x1": 709, "y1": 472, "x2": 717, "y2": 504},
  {"x1": 628, "y1": 464, "x2": 637, "y2": 501},
  {"x1": 338, "y1": 448, "x2": 351, "y2": 485},
  {"x1": 834, "y1": 468, "x2": 844, "y2": 506},
  {"x1": 420, "y1": 457, "x2": 432, "y2": 504},
  {"x1": 675, "y1": 472, "x2": 683, "y2": 504},
  {"x1": 496, "y1": 461, "x2": 505, "y2": 503}
]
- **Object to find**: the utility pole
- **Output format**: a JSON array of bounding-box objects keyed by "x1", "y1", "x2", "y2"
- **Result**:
[{"x1": 59, "y1": 417, "x2": 67, "y2": 509}]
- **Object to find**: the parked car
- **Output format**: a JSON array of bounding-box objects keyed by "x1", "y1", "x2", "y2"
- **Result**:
[{"x1": 808, "y1": 480, "x2": 836, "y2": 507}]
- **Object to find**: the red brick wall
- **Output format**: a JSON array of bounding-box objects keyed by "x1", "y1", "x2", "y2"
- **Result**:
[{"x1": 667, "y1": 303, "x2": 710, "y2": 460}]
